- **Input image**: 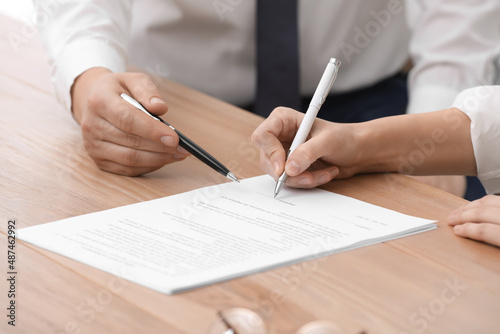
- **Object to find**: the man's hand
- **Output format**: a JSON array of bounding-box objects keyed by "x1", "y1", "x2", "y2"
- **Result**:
[
  {"x1": 71, "y1": 67, "x2": 189, "y2": 176},
  {"x1": 448, "y1": 195, "x2": 500, "y2": 247}
]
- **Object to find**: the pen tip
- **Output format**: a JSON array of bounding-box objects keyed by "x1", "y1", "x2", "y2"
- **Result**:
[
  {"x1": 274, "y1": 180, "x2": 285, "y2": 198},
  {"x1": 227, "y1": 172, "x2": 239, "y2": 183}
]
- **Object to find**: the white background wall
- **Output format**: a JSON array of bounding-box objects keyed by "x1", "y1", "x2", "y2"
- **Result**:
[{"x1": 1, "y1": 1, "x2": 35, "y2": 20}]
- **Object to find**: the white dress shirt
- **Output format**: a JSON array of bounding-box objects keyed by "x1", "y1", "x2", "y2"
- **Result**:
[
  {"x1": 35, "y1": 0, "x2": 500, "y2": 114},
  {"x1": 453, "y1": 86, "x2": 500, "y2": 195}
]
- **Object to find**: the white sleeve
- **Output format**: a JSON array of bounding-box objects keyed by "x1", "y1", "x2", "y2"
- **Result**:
[
  {"x1": 452, "y1": 86, "x2": 500, "y2": 195},
  {"x1": 406, "y1": 0, "x2": 500, "y2": 114},
  {"x1": 34, "y1": 0, "x2": 132, "y2": 110}
]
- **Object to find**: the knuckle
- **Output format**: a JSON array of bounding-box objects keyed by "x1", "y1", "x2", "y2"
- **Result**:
[
  {"x1": 121, "y1": 167, "x2": 141, "y2": 177},
  {"x1": 86, "y1": 89, "x2": 106, "y2": 112},
  {"x1": 136, "y1": 72, "x2": 152, "y2": 81},
  {"x1": 269, "y1": 149, "x2": 283, "y2": 161},
  {"x1": 467, "y1": 207, "x2": 482, "y2": 219},
  {"x1": 117, "y1": 110, "x2": 135, "y2": 133},
  {"x1": 124, "y1": 148, "x2": 141, "y2": 166},
  {"x1": 267, "y1": 108, "x2": 282, "y2": 120},
  {"x1": 82, "y1": 119, "x2": 106, "y2": 143},
  {"x1": 132, "y1": 73, "x2": 157, "y2": 93},
  {"x1": 145, "y1": 126, "x2": 158, "y2": 142},
  {"x1": 115, "y1": 166, "x2": 138, "y2": 177},
  {"x1": 126, "y1": 134, "x2": 143, "y2": 149},
  {"x1": 300, "y1": 149, "x2": 316, "y2": 165},
  {"x1": 472, "y1": 224, "x2": 487, "y2": 240},
  {"x1": 272, "y1": 106, "x2": 289, "y2": 116},
  {"x1": 251, "y1": 131, "x2": 269, "y2": 149},
  {"x1": 482, "y1": 194, "x2": 498, "y2": 205},
  {"x1": 80, "y1": 118, "x2": 94, "y2": 136},
  {"x1": 250, "y1": 131, "x2": 260, "y2": 145},
  {"x1": 100, "y1": 161, "x2": 140, "y2": 177}
]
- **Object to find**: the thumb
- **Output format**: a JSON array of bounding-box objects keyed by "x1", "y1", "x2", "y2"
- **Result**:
[
  {"x1": 146, "y1": 96, "x2": 169, "y2": 116},
  {"x1": 285, "y1": 135, "x2": 329, "y2": 176}
]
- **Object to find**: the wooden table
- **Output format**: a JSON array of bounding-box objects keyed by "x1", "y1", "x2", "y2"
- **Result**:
[{"x1": 1, "y1": 15, "x2": 499, "y2": 334}]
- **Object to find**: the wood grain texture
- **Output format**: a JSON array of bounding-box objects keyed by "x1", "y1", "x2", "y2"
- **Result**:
[{"x1": 1, "y1": 14, "x2": 499, "y2": 334}]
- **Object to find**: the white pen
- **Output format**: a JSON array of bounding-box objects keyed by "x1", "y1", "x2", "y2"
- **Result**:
[{"x1": 274, "y1": 58, "x2": 341, "y2": 197}]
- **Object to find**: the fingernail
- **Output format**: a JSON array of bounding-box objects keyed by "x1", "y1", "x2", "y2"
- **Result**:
[
  {"x1": 150, "y1": 97, "x2": 165, "y2": 105},
  {"x1": 298, "y1": 177, "x2": 311, "y2": 186},
  {"x1": 273, "y1": 161, "x2": 280, "y2": 176},
  {"x1": 161, "y1": 136, "x2": 175, "y2": 147},
  {"x1": 453, "y1": 225, "x2": 463, "y2": 234},
  {"x1": 173, "y1": 154, "x2": 187, "y2": 159},
  {"x1": 287, "y1": 160, "x2": 301, "y2": 175},
  {"x1": 177, "y1": 146, "x2": 189, "y2": 155}
]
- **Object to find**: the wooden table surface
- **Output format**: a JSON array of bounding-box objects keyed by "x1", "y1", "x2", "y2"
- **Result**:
[{"x1": 1, "y1": 15, "x2": 499, "y2": 334}]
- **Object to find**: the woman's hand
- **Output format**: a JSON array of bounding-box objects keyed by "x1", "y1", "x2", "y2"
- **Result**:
[
  {"x1": 448, "y1": 195, "x2": 500, "y2": 247},
  {"x1": 251, "y1": 107, "x2": 363, "y2": 188}
]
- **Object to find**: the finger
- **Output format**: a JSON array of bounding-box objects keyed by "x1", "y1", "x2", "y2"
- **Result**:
[
  {"x1": 285, "y1": 166, "x2": 339, "y2": 188},
  {"x1": 96, "y1": 160, "x2": 166, "y2": 177},
  {"x1": 252, "y1": 107, "x2": 305, "y2": 143},
  {"x1": 85, "y1": 116, "x2": 185, "y2": 154},
  {"x1": 83, "y1": 72, "x2": 178, "y2": 147},
  {"x1": 259, "y1": 150, "x2": 279, "y2": 179},
  {"x1": 285, "y1": 132, "x2": 333, "y2": 177},
  {"x1": 90, "y1": 141, "x2": 188, "y2": 169},
  {"x1": 92, "y1": 119, "x2": 190, "y2": 155},
  {"x1": 453, "y1": 223, "x2": 500, "y2": 247},
  {"x1": 120, "y1": 73, "x2": 169, "y2": 117},
  {"x1": 448, "y1": 195, "x2": 500, "y2": 226},
  {"x1": 100, "y1": 95, "x2": 179, "y2": 147},
  {"x1": 251, "y1": 107, "x2": 304, "y2": 175}
]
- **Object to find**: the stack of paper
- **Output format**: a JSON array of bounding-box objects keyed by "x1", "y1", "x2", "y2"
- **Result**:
[{"x1": 18, "y1": 176, "x2": 436, "y2": 294}]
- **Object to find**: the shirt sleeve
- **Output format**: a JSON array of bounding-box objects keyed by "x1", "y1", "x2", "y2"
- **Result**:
[
  {"x1": 34, "y1": 0, "x2": 132, "y2": 110},
  {"x1": 452, "y1": 86, "x2": 500, "y2": 195},
  {"x1": 407, "y1": 0, "x2": 500, "y2": 114}
]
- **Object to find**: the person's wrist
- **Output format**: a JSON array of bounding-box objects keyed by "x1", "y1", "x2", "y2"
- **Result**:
[
  {"x1": 352, "y1": 121, "x2": 396, "y2": 174},
  {"x1": 71, "y1": 67, "x2": 112, "y2": 124}
]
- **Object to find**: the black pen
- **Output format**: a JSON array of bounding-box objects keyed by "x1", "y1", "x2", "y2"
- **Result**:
[{"x1": 121, "y1": 93, "x2": 239, "y2": 182}]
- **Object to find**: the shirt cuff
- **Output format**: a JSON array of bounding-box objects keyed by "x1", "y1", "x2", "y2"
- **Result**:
[
  {"x1": 452, "y1": 85, "x2": 500, "y2": 195},
  {"x1": 52, "y1": 39, "x2": 128, "y2": 111},
  {"x1": 407, "y1": 85, "x2": 460, "y2": 114}
]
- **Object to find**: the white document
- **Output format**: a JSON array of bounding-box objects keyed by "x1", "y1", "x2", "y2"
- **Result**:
[{"x1": 18, "y1": 175, "x2": 436, "y2": 294}]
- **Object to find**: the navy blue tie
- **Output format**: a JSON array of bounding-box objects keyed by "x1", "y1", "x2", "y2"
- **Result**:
[{"x1": 255, "y1": 0, "x2": 300, "y2": 117}]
